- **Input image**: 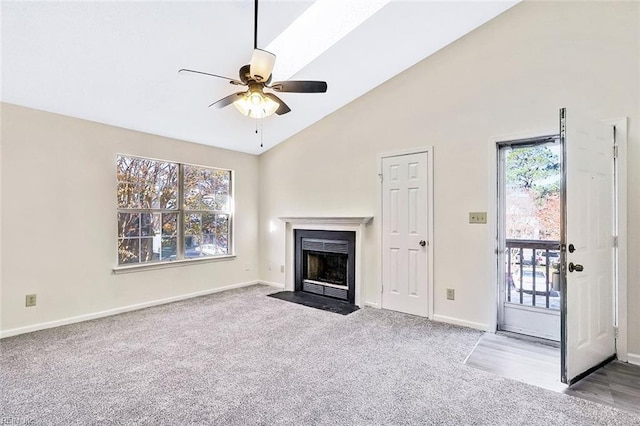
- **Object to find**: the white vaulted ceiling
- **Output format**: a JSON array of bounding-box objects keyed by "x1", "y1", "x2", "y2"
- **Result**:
[{"x1": 1, "y1": 1, "x2": 519, "y2": 154}]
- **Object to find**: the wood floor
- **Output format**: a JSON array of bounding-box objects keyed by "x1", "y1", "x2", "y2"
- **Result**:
[{"x1": 465, "y1": 332, "x2": 640, "y2": 415}]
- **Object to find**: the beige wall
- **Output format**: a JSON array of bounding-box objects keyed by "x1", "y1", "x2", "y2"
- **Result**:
[
  {"x1": 258, "y1": 2, "x2": 639, "y2": 354},
  {"x1": 1, "y1": 1, "x2": 638, "y2": 360},
  {"x1": 1, "y1": 103, "x2": 260, "y2": 333}
]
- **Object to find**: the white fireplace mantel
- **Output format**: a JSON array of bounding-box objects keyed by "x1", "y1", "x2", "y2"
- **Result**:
[
  {"x1": 279, "y1": 216, "x2": 373, "y2": 307},
  {"x1": 278, "y1": 216, "x2": 373, "y2": 226}
]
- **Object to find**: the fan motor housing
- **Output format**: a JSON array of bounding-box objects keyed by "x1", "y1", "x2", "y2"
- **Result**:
[{"x1": 239, "y1": 64, "x2": 271, "y2": 86}]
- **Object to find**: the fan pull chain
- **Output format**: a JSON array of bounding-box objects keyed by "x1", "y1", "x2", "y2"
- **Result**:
[
  {"x1": 260, "y1": 117, "x2": 264, "y2": 148},
  {"x1": 254, "y1": 116, "x2": 264, "y2": 148}
]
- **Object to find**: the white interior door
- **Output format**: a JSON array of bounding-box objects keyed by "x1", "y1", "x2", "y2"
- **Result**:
[
  {"x1": 561, "y1": 108, "x2": 616, "y2": 384},
  {"x1": 381, "y1": 152, "x2": 430, "y2": 317}
]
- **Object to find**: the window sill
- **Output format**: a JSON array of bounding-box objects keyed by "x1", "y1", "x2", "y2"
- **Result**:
[{"x1": 112, "y1": 254, "x2": 236, "y2": 274}]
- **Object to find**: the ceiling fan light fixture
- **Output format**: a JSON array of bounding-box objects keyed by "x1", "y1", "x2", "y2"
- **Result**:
[
  {"x1": 233, "y1": 88, "x2": 279, "y2": 119},
  {"x1": 180, "y1": 0, "x2": 326, "y2": 122},
  {"x1": 249, "y1": 48, "x2": 276, "y2": 82}
]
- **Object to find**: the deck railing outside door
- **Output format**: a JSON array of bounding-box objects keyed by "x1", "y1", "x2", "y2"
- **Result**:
[{"x1": 505, "y1": 239, "x2": 561, "y2": 309}]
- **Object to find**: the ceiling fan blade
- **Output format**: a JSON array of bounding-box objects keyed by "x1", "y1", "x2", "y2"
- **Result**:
[
  {"x1": 264, "y1": 93, "x2": 291, "y2": 115},
  {"x1": 270, "y1": 80, "x2": 327, "y2": 93},
  {"x1": 179, "y1": 69, "x2": 244, "y2": 86},
  {"x1": 250, "y1": 49, "x2": 276, "y2": 82},
  {"x1": 208, "y1": 92, "x2": 245, "y2": 109}
]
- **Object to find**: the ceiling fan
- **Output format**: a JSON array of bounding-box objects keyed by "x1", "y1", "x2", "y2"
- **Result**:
[{"x1": 179, "y1": 0, "x2": 328, "y2": 119}]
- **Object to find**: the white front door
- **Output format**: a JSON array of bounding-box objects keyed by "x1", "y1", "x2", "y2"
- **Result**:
[
  {"x1": 561, "y1": 108, "x2": 616, "y2": 384},
  {"x1": 381, "y1": 152, "x2": 430, "y2": 317}
]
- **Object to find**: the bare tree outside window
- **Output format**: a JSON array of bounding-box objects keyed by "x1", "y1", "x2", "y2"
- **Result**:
[{"x1": 116, "y1": 155, "x2": 232, "y2": 266}]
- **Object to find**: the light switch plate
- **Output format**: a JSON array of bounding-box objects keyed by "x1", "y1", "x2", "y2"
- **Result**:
[{"x1": 469, "y1": 212, "x2": 487, "y2": 224}]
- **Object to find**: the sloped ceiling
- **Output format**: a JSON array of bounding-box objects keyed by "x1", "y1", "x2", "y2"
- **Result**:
[{"x1": 1, "y1": 1, "x2": 519, "y2": 154}]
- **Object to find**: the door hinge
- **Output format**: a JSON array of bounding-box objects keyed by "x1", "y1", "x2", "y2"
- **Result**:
[
  {"x1": 378, "y1": 173, "x2": 383, "y2": 182},
  {"x1": 614, "y1": 326, "x2": 619, "y2": 339},
  {"x1": 613, "y1": 145, "x2": 618, "y2": 159},
  {"x1": 613, "y1": 236, "x2": 618, "y2": 248}
]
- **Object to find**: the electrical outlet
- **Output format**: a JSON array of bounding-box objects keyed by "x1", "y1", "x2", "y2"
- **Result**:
[
  {"x1": 25, "y1": 294, "x2": 37, "y2": 307},
  {"x1": 469, "y1": 212, "x2": 487, "y2": 224},
  {"x1": 446, "y1": 289, "x2": 455, "y2": 300},
  {"x1": 280, "y1": 265, "x2": 285, "y2": 273}
]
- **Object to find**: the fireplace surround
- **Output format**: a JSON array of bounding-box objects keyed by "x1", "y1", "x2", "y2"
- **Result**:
[
  {"x1": 279, "y1": 216, "x2": 373, "y2": 307},
  {"x1": 295, "y1": 229, "x2": 355, "y2": 303}
]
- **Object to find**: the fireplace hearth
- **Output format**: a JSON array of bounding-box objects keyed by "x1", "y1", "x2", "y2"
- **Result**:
[{"x1": 294, "y1": 230, "x2": 356, "y2": 303}]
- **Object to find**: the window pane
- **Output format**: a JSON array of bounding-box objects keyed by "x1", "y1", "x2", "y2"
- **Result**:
[
  {"x1": 117, "y1": 183, "x2": 141, "y2": 209},
  {"x1": 183, "y1": 165, "x2": 230, "y2": 211},
  {"x1": 141, "y1": 214, "x2": 154, "y2": 236},
  {"x1": 214, "y1": 214, "x2": 229, "y2": 254},
  {"x1": 161, "y1": 238, "x2": 177, "y2": 260},
  {"x1": 140, "y1": 238, "x2": 154, "y2": 262},
  {"x1": 118, "y1": 238, "x2": 139, "y2": 264},
  {"x1": 199, "y1": 213, "x2": 227, "y2": 255},
  {"x1": 159, "y1": 214, "x2": 177, "y2": 260},
  {"x1": 183, "y1": 213, "x2": 230, "y2": 257},
  {"x1": 162, "y1": 213, "x2": 177, "y2": 236},
  {"x1": 118, "y1": 237, "x2": 161, "y2": 265},
  {"x1": 184, "y1": 213, "x2": 202, "y2": 257},
  {"x1": 202, "y1": 213, "x2": 216, "y2": 237},
  {"x1": 118, "y1": 213, "x2": 140, "y2": 238},
  {"x1": 155, "y1": 161, "x2": 178, "y2": 209},
  {"x1": 184, "y1": 213, "x2": 201, "y2": 239},
  {"x1": 117, "y1": 155, "x2": 178, "y2": 210}
]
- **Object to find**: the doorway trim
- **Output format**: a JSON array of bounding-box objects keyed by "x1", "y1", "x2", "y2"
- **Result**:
[
  {"x1": 495, "y1": 135, "x2": 561, "y2": 341},
  {"x1": 488, "y1": 128, "x2": 555, "y2": 335},
  {"x1": 487, "y1": 119, "x2": 628, "y2": 362},
  {"x1": 606, "y1": 117, "x2": 628, "y2": 363},
  {"x1": 378, "y1": 146, "x2": 434, "y2": 318}
]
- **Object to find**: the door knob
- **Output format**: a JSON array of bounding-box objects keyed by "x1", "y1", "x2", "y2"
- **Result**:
[
  {"x1": 568, "y1": 262, "x2": 584, "y2": 272},
  {"x1": 419, "y1": 240, "x2": 426, "y2": 247}
]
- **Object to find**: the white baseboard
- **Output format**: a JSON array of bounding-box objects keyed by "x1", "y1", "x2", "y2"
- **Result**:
[
  {"x1": 431, "y1": 314, "x2": 489, "y2": 331},
  {"x1": 258, "y1": 281, "x2": 285, "y2": 289},
  {"x1": 0, "y1": 280, "x2": 260, "y2": 339},
  {"x1": 627, "y1": 353, "x2": 640, "y2": 366},
  {"x1": 363, "y1": 301, "x2": 380, "y2": 308}
]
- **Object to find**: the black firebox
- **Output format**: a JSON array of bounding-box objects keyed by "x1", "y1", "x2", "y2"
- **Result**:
[{"x1": 294, "y1": 229, "x2": 356, "y2": 303}]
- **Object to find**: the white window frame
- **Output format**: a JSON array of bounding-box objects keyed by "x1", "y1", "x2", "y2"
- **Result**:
[{"x1": 113, "y1": 154, "x2": 235, "y2": 274}]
